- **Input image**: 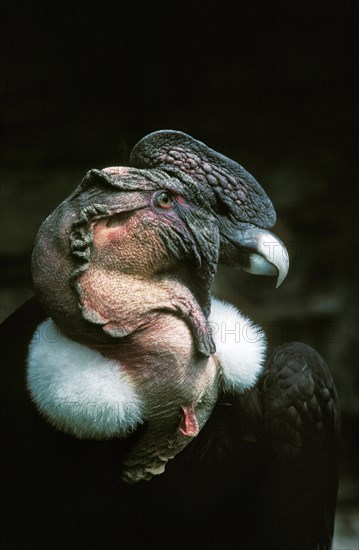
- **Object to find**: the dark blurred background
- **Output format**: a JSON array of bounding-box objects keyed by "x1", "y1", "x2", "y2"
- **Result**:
[{"x1": 1, "y1": 2, "x2": 358, "y2": 546}]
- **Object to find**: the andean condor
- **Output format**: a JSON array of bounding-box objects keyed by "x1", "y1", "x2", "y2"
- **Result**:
[{"x1": 1, "y1": 131, "x2": 340, "y2": 550}]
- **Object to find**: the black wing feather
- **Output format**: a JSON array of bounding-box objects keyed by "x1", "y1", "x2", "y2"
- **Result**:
[{"x1": 257, "y1": 342, "x2": 340, "y2": 550}]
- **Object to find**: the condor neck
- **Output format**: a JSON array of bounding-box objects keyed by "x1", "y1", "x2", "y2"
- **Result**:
[
  {"x1": 90, "y1": 311, "x2": 220, "y2": 485},
  {"x1": 77, "y1": 268, "x2": 213, "y2": 357}
]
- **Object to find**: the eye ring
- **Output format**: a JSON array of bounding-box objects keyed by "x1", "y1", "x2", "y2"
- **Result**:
[{"x1": 153, "y1": 190, "x2": 174, "y2": 209}]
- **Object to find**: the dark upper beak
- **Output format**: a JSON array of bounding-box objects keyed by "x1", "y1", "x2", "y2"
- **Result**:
[{"x1": 219, "y1": 224, "x2": 289, "y2": 288}]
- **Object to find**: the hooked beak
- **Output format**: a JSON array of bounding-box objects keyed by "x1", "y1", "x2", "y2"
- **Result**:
[{"x1": 220, "y1": 225, "x2": 289, "y2": 288}]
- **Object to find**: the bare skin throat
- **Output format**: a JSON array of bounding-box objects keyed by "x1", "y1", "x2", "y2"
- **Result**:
[{"x1": 91, "y1": 308, "x2": 219, "y2": 483}]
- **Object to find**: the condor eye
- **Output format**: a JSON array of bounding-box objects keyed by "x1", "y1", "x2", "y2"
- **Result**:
[{"x1": 153, "y1": 191, "x2": 174, "y2": 209}]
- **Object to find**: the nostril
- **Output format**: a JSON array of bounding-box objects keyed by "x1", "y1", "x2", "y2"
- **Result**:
[{"x1": 106, "y1": 211, "x2": 133, "y2": 227}]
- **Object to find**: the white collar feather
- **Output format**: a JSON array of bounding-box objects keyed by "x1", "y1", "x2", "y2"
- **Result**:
[
  {"x1": 209, "y1": 298, "x2": 267, "y2": 392},
  {"x1": 27, "y1": 297, "x2": 266, "y2": 439}
]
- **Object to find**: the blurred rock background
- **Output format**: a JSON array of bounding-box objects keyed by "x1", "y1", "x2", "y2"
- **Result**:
[{"x1": 1, "y1": 2, "x2": 358, "y2": 547}]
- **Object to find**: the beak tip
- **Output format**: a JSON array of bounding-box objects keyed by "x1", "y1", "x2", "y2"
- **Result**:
[{"x1": 275, "y1": 261, "x2": 289, "y2": 288}]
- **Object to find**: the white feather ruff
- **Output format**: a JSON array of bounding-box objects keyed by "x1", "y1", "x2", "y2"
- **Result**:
[
  {"x1": 209, "y1": 297, "x2": 266, "y2": 392},
  {"x1": 27, "y1": 319, "x2": 143, "y2": 439},
  {"x1": 26, "y1": 298, "x2": 266, "y2": 438}
]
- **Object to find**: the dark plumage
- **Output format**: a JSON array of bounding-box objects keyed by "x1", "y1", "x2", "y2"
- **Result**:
[{"x1": 0, "y1": 131, "x2": 340, "y2": 550}]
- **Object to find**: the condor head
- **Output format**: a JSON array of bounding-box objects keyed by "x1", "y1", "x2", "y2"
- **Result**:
[{"x1": 32, "y1": 130, "x2": 288, "y2": 349}]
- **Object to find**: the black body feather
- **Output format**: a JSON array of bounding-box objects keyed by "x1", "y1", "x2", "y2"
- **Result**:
[{"x1": 1, "y1": 298, "x2": 340, "y2": 550}]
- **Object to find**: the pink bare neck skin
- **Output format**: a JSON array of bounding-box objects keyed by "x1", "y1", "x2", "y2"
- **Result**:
[
  {"x1": 91, "y1": 310, "x2": 218, "y2": 483},
  {"x1": 74, "y1": 212, "x2": 219, "y2": 482}
]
